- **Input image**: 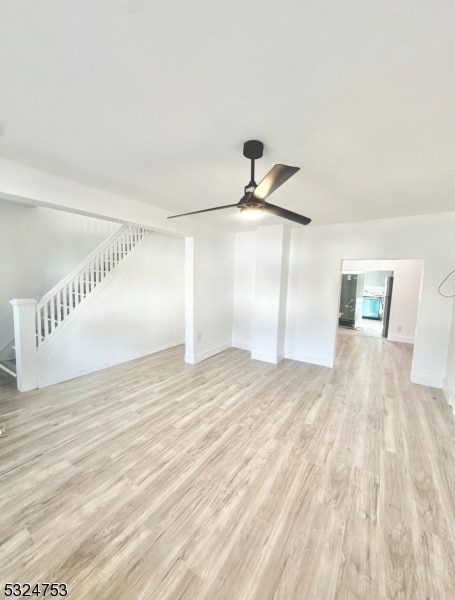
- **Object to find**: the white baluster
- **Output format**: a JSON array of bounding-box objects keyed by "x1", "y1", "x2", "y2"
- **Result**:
[
  {"x1": 50, "y1": 296, "x2": 55, "y2": 333},
  {"x1": 43, "y1": 302, "x2": 49, "y2": 338},
  {"x1": 82, "y1": 266, "x2": 87, "y2": 296},
  {"x1": 114, "y1": 240, "x2": 118, "y2": 263},
  {"x1": 61, "y1": 289, "x2": 65, "y2": 319},
  {"x1": 37, "y1": 307, "x2": 43, "y2": 346},
  {"x1": 56, "y1": 294, "x2": 61, "y2": 324}
]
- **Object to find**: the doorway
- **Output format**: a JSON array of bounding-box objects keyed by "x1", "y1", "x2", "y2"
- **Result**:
[
  {"x1": 337, "y1": 259, "x2": 424, "y2": 343},
  {"x1": 338, "y1": 270, "x2": 393, "y2": 339}
]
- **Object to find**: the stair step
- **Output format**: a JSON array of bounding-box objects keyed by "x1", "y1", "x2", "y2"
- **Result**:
[{"x1": 0, "y1": 359, "x2": 17, "y2": 378}]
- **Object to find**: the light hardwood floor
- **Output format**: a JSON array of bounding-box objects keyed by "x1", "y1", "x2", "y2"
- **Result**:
[{"x1": 1, "y1": 336, "x2": 455, "y2": 599}]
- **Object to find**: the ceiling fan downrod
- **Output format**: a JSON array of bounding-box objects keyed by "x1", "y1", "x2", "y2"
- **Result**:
[{"x1": 243, "y1": 140, "x2": 264, "y2": 198}]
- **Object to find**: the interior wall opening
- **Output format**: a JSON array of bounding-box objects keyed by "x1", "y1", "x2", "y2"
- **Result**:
[{"x1": 335, "y1": 258, "x2": 425, "y2": 372}]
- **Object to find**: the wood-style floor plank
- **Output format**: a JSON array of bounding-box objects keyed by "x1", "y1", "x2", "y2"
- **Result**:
[{"x1": 1, "y1": 333, "x2": 455, "y2": 599}]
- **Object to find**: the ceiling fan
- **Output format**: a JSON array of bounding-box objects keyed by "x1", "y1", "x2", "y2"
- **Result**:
[{"x1": 167, "y1": 140, "x2": 311, "y2": 225}]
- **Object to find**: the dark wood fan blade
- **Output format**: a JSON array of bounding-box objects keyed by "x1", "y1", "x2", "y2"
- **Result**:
[
  {"x1": 167, "y1": 203, "x2": 239, "y2": 219},
  {"x1": 251, "y1": 164, "x2": 300, "y2": 201},
  {"x1": 263, "y1": 201, "x2": 311, "y2": 225}
]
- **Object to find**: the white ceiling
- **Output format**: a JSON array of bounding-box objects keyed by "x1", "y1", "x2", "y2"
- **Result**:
[{"x1": 1, "y1": 1, "x2": 454, "y2": 231}]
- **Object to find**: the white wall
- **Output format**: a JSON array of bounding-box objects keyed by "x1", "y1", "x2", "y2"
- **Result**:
[
  {"x1": 232, "y1": 231, "x2": 256, "y2": 350},
  {"x1": 250, "y1": 225, "x2": 291, "y2": 364},
  {"x1": 185, "y1": 229, "x2": 235, "y2": 364},
  {"x1": 234, "y1": 212, "x2": 455, "y2": 388},
  {"x1": 288, "y1": 214, "x2": 455, "y2": 386},
  {"x1": 443, "y1": 275, "x2": 455, "y2": 408},
  {"x1": 37, "y1": 232, "x2": 185, "y2": 387},
  {"x1": 342, "y1": 259, "x2": 424, "y2": 343},
  {"x1": 0, "y1": 199, "x2": 119, "y2": 349}
]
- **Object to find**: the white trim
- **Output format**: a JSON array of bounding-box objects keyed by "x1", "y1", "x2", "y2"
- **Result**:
[
  {"x1": 185, "y1": 342, "x2": 231, "y2": 365},
  {"x1": 37, "y1": 340, "x2": 184, "y2": 388},
  {"x1": 285, "y1": 350, "x2": 334, "y2": 368},
  {"x1": 0, "y1": 363, "x2": 17, "y2": 378},
  {"x1": 410, "y1": 373, "x2": 444, "y2": 388},
  {"x1": 232, "y1": 339, "x2": 252, "y2": 351},
  {"x1": 387, "y1": 334, "x2": 415, "y2": 344},
  {"x1": 442, "y1": 379, "x2": 455, "y2": 410},
  {"x1": 10, "y1": 298, "x2": 38, "y2": 307},
  {"x1": 10, "y1": 298, "x2": 38, "y2": 391},
  {"x1": 251, "y1": 351, "x2": 284, "y2": 364}
]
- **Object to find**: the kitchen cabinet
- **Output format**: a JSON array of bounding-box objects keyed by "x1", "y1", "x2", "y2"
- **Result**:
[{"x1": 365, "y1": 270, "x2": 393, "y2": 288}]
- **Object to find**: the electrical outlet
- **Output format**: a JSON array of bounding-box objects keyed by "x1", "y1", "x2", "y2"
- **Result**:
[{"x1": 197, "y1": 331, "x2": 202, "y2": 341}]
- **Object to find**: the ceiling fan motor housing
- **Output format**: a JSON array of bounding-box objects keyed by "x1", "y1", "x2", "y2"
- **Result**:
[
  {"x1": 243, "y1": 140, "x2": 264, "y2": 160},
  {"x1": 242, "y1": 186, "x2": 263, "y2": 207}
]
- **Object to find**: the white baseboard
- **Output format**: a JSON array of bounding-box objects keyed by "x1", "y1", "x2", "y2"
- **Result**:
[
  {"x1": 185, "y1": 342, "x2": 231, "y2": 365},
  {"x1": 37, "y1": 339, "x2": 184, "y2": 388},
  {"x1": 232, "y1": 339, "x2": 251, "y2": 351},
  {"x1": 387, "y1": 334, "x2": 415, "y2": 344},
  {"x1": 442, "y1": 379, "x2": 455, "y2": 413},
  {"x1": 251, "y1": 351, "x2": 284, "y2": 364},
  {"x1": 410, "y1": 373, "x2": 444, "y2": 388},
  {"x1": 285, "y1": 350, "x2": 334, "y2": 368}
]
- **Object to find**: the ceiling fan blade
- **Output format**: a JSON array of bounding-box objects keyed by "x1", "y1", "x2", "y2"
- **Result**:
[
  {"x1": 251, "y1": 164, "x2": 300, "y2": 201},
  {"x1": 167, "y1": 203, "x2": 239, "y2": 219},
  {"x1": 263, "y1": 201, "x2": 311, "y2": 225}
]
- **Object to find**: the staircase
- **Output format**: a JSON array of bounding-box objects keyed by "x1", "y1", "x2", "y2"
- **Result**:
[
  {"x1": 36, "y1": 224, "x2": 151, "y2": 346},
  {"x1": 2, "y1": 224, "x2": 151, "y2": 391}
]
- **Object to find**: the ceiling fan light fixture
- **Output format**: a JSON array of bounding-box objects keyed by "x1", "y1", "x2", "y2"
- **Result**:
[
  {"x1": 167, "y1": 140, "x2": 311, "y2": 225},
  {"x1": 240, "y1": 205, "x2": 264, "y2": 220}
]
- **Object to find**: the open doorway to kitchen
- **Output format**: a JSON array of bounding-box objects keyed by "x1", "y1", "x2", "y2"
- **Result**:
[
  {"x1": 338, "y1": 269, "x2": 393, "y2": 338},
  {"x1": 337, "y1": 259, "x2": 424, "y2": 343}
]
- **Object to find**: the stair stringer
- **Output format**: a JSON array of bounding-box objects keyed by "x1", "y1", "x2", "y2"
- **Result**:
[
  {"x1": 0, "y1": 338, "x2": 15, "y2": 361},
  {"x1": 0, "y1": 339, "x2": 16, "y2": 379}
]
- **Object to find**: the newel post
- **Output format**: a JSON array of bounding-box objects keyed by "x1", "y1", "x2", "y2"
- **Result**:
[{"x1": 10, "y1": 299, "x2": 38, "y2": 392}]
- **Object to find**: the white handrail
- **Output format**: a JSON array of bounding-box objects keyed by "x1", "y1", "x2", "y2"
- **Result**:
[
  {"x1": 38, "y1": 224, "x2": 124, "y2": 308},
  {"x1": 36, "y1": 224, "x2": 151, "y2": 346}
]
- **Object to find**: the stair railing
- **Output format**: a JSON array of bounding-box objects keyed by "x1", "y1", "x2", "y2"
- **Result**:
[{"x1": 36, "y1": 224, "x2": 150, "y2": 346}]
